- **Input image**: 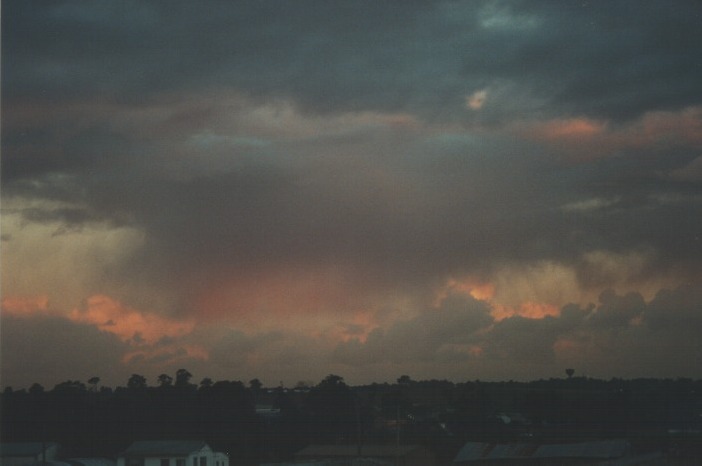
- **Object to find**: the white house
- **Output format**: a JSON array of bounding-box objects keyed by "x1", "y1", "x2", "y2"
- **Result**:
[
  {"x1": 116, "y1": 441, "x2": 228, "y2": 466},
  {"x1": 212, "y1": 451, "x2": 228, "y2": 466}
]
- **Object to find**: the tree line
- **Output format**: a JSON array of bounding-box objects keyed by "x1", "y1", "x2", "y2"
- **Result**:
[
  {"x1": 1, "y1": 371, "x2": 376, "y2": 462},
  {"x1": 3, "y1": 372, "x2": 702, "y2": 463}
]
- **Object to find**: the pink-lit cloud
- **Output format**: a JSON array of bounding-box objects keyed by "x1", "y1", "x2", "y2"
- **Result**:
[
  {"x1": 518, "y1": 107, "x2": 702, "y2": 162},
  {"x1": 68, "y1": 294, "x2": 196, "y2": 345},
  {"x1": 1, "y1": 295, "x2": 50, "y2": 316}
]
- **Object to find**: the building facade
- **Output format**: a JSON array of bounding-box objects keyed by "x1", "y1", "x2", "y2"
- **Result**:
[{"x1": 116, "y1": 441, "x2": 228, "y2": 466}]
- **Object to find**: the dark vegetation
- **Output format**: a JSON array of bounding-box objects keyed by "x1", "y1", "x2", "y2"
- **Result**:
[{"x1": 2, "y1": 371, "x2": 702, "y2": 463}]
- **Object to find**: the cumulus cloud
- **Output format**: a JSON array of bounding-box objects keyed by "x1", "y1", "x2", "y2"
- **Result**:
[
  {"x1": 1, "y1": 293, "x2": 204, "y2": 386},
  {"x1": 330, "y1": 285, "x2": 702, "y2": 381},
  {"x1": 69, "y1": 295, "x2": 196, "y2": 345},
  {"x1": 333, "y1": 292, "x2": 494, "y2": 366}
]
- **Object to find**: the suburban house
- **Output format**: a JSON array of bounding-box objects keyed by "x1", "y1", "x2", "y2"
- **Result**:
[
  {"x1": 116, "y1": 441, "x2": 228, "y2": 466},
  {"x1": 0, "y1": 442, "x2": 60, "y2": 466}
]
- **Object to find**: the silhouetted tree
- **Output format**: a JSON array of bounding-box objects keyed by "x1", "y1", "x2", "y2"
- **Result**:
[
  {"x1": 175, "y1": 369, "x2": 194, "y2": 389},
  {"x1": 319, "y1": 374, "x2": 345, "y2": 388},
  {"x1": 398, "y1": 374, "x2": 413, "y2": 385},
  {"x1": 157, "y1": 373, "x2": 173, "y2": 387},
  {"x1": 566, "y1": 368, "x2": 575, "y2": 379},
  {"x1": 127, "y1": 374, "x2": 147, "y2": 390},
  {"x1": 88, "y1": 376, "x2": 100, "y2": 392},
  {"x1": 6, "y1": 375, "x2": 702, "y2": 461},
  {"x1": 249, "y1": 378, "x2": 263, "y2": 392},
  {"x1": 53, "y1": 380, "x2": 86, "y2": 392},
  {"x1": 200, "y1": 377, "x2": 213, "y2": 389}
]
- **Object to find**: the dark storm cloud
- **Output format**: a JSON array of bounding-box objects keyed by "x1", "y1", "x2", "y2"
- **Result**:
[
  {"x1": 4, "y1": 1, "x2": 702, "y2": 120},
  {"x1": 3, "y1": 0, "x2": 702, "y2": 386},
  {"x1": 645, "y1": 285, "x2": 702, "y2": 333},
  {"x1": 2, "y1": 1, "x2": 437, "y2": 107},
  {"x1": 499, "y1": 1, "x2": 702, "y2": 120}
]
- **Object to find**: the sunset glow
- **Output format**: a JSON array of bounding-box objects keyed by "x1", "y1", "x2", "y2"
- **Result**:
[
  {"x1": 1, "y1": 295, "x2": 50, "y2": 316},
  {"x1": 68, "y1": 295, "x2": 196, "y2": 345}
]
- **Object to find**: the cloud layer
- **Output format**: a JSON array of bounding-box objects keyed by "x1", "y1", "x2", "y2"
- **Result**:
[{"x1": 2, "y1": 0, "x2": 702, "y2": 388}]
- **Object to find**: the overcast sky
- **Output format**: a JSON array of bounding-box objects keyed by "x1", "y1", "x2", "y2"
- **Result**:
[{"x1": 3, "y1": 0, "x2": 702, "y2": 389}]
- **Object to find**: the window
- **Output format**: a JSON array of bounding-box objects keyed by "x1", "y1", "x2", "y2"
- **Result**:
[
  {"x1": 160, "y1": 459, "x2": 169, "y2": 466},
  {"x1": 176, "y1": 460, "x2": 186, "y2": 466},
  {"x1": 200, "y1": 457, "x2": 207, "y2": 466}
]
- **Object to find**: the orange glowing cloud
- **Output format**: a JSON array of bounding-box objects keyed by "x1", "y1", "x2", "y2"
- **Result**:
[
  {"x1": 491, "y1": 301, "x2": 560, "y2": 321},
  {"x1": 434, "y1": 276, "x2": 560, "y2": 320},
  {"x1": 519, "y1": 107, "x2": 702, "y2": 161},
  {"x1": 1, "y1": 295, "x2": 50, "y2": 316},
  {"x1": 434, "y1": 277, "x2": 496, "y2": 307},
  {"x1": 468, "y1": 282, "x2": 496, "y2": 301},
  {"x1": 69, "y1": 294, "x2": 195, "y2": 345},
  {"x1": 527, "y1": 117, "x2": 606, "y2": 141}
]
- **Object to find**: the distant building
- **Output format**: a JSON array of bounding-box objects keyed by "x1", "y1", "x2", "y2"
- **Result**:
[
  {"x1": 116, "y1": 441, "x2": 228, "y2": 466},
  {"x1": 0, "y1": 442, "x2": 60, "y2": 466},
  {"x1": 294, "y1": 444, "x2": 435, "y2": 466}
]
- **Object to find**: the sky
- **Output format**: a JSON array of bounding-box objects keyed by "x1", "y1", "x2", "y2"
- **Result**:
[{"x1": 2, "y1": 0, "x2": 702, "y2": 390}]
